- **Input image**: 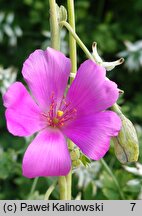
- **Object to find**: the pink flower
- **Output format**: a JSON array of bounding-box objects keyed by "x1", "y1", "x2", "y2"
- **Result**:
[{"x1": 3, "y1": 48, "x2": 121, "y2": 178}]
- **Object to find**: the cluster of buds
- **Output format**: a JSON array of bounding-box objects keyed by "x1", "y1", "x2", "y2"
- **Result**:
[
  {"x1": 70, "y1": 147, "x2": 81, "y2": 168},
  {"x1": 69, "y1": 142, "x2": 90, "y2": 169}
]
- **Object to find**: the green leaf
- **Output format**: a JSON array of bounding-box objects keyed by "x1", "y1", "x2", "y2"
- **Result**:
[
  {"x1": 83, "y1": 182, "x2": 95, "y2": 200},
  {"x1": 102, "y1": 188, "x2": 120, "y2": 200}
]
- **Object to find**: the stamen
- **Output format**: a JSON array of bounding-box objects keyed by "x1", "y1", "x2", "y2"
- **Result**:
[
  {"x1": 43, "y1": 93, "x2": 77, "y2": 128},
  {"x1": 57, "y1": 110, "x2": 64, "y2": 117}
]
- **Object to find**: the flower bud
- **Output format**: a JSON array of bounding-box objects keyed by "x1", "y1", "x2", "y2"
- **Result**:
[
  {"x1": 112, "y1": 104, "x2": 139, "y2": 163},
  {"x1": 59, "y1": 5, "x2": 67, "y2": 23},
  {"x1": 69, "y1": 145, "x2": 82, "y2": 168},
  {"x1": 70, "y1": 148, "x2": 80, "y2": 161},
  {"x1": 72, "y1": 160, "x2": 82, "y2": 168}
]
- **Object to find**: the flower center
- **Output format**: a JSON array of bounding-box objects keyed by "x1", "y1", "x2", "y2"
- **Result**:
[
  {"x1": 52, "y1": 110, "x2": 64, "y2": 125},
  {"x1": 53, "y1": 117, "x2": 59, "y2": 124},
  {"x1": 43, "y1": 94, "x2": 77, "y2": 128}
]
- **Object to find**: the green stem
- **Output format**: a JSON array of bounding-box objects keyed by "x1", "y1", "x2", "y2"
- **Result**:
[
  {"x1": 58, "y1": 176, "x2": 67, "y2": 200},
  {"x1": 49, "y1": 0, "x2": 67, "y2": 200},
  {"x1": 60, "y1": 20, "x2": 120, "y2": 128},
  {"x1": 44, "y1": 182, "x2": 56, "y2": 200},
  {"x1": 60, "y1": 21, "x2": 94, "y2": 61},
  {"x1": 28, "y1": 177, "x2": 39, "y2": 199},
  {"x1": 111, "y1": 103, "x2": 123, "y2": 116},
  {"x1": 101, "y1": 159, "x2": 125, "y2": 200},
  {"x1": 49, "y1": 0, "x2": 60, "y2": 50},
  {"x1": 67, "y1": 0, "x2": 77, "y2": 73},
  {"x1": 61, "y1": 3, "x2": 124, "y2": 201},
  {"x1": 66, "y1": 140, "x2": 74, "y2": 200},
  {"x1": 66, "y1": 171, "x2": 72, "y2": 200},
  {"x1": 65, "y1": 0, "x2": 77, "y2": 200}
]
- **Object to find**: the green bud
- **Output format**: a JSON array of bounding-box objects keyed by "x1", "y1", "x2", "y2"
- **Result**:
[
  {"x1": 75, "y1": 148, "x2": 80, "y2": 158},
  {"x1": 70, "y1": 151, "x2": 77, "y2": 161},
  {"x1": 112, "y1": 104, "x2": 139, "y2": 163},
  {"x1": 72, "y1": 160, "x2": 81, "y2": 168},
  {"x1": 59, "y1": 5, "x2": 67, "y2": 23},
  {"x1": 70, "y1": 148, "x2": 80, "y2": 161}
]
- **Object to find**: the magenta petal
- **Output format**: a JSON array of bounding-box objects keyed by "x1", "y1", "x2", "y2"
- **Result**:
[
  {"x1": 22, "y1": 128, "x2": 71, "y2": 178},
  {"x1": 22, "y1": 48, "x2": 71, "y2": 112},
  {"x1": 66, "y1": 60, "x2": 119, "y2": 116},
  {"x1": 93, "y1": 79, "x2": 119, "y2": 113},
  {"x1": 3, "y1": 82, "x2": 46, "y2": 136},
  {"x1": 62, "y1": 111, "x2": 121, "y2": 160}
]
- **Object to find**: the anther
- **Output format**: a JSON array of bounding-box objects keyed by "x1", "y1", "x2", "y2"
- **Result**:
[{"x1": 57, "y1": 110, "x2": 64, "y2": 117}]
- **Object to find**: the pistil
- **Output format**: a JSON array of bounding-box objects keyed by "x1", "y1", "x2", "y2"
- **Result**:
[{"x1": 43, "y1": 94, "x2": 77, "y2": 128}]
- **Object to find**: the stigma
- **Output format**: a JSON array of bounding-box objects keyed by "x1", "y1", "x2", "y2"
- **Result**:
[{"x1": 52, "y1": 110, "x2": 64, "y2": 125}]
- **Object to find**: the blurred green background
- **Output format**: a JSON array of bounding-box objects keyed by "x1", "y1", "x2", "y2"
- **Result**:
[{"x1": 0, "y1": 0, "x2": 142, "y2": 200}]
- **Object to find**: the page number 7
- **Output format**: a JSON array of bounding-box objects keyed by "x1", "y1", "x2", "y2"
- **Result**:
[{"x1": 130, "y1": 203, "x2": 136, "y2": 211}]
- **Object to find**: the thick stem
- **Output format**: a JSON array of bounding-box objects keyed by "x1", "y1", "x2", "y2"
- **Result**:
[
  {"x1": 58, "y1": 176, "x2": 67, "y2": 200},
  {"x1": 67, "y1": 0, "x2": 77, "y2": 73},
  {"x1": 60, "y1": 21, "x2": 94, "y2": 61},
  {"x1": 49, "y1": 0, "x2": 67, "y2": 200},
  {"x1": 66, "y1": 140, "x2": 74, "y2": 200},
  {"x1": 49, "y1": 0, "x2": 60, "y2": 50},
  {"x1": 66, "y1": 0, "x2": 77, "y2": 200},
  {"x1": 66, "y1": 171, "x2": 72, "y2": 200}
]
